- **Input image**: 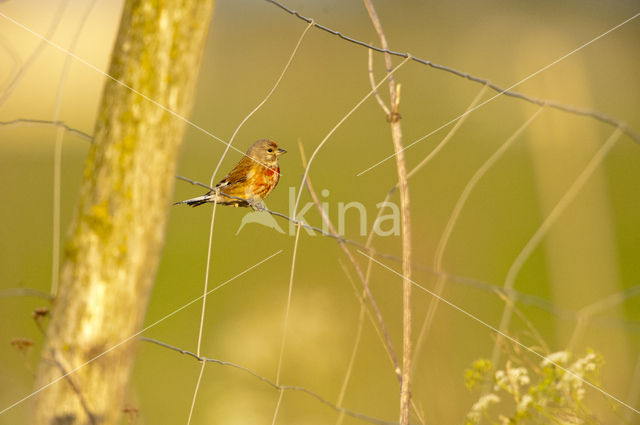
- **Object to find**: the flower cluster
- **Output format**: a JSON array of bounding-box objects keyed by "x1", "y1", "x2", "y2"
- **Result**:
[{"x1": 464, "y1": 350, "x2": 604, "y2": 425}]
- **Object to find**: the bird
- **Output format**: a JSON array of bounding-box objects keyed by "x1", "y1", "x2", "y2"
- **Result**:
[{"x1": 174, "y1": 139, "x2": 286, "y2": 209}]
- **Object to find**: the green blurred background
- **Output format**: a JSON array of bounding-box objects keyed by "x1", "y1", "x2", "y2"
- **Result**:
[{"x1": 1, "y1": 0, "x2": 639, "y2": 423}]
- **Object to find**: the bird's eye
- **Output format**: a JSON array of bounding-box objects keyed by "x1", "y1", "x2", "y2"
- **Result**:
[{"x1": 268, "y1": 148, "x2": 273, "y2": 152}]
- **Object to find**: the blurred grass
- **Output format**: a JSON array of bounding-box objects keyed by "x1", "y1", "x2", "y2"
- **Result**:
[{"x1": 1, "y1": 0, "x2": 639, "y2": 424}]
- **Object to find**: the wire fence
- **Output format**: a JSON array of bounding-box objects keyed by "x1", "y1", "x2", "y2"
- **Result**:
[{"x1": 0, "y1": 0, "x2": 639, "y2": 424}]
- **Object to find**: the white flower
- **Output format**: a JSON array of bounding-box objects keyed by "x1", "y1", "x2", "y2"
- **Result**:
[
  {"x1": 509, "y1": 367, "x2": 530, "y2": 386},
  {"x1": 498, "y1": 414, "x2": 510, "y2": 425},
  {"x1": 466, "y1": 394, "x2": 500, "y2": 425},
  {"x1": 466, "y1": 410, "x2": 481, "y2": 424},
  {"x1": 469, "y1": 393, "x2": 500, "y2": 416},
  {"x1": 495, "y1": 369, "x2": 509, "y2": 388},
  {"x1": 517, "y1": 394, "x2": 533, "y2": 413},
  {"x1": 570, "y1": 352, "x2": 597, "y2": 375},
  {"x1": 478, "y1": 393, "x2": 500, "y2": 408},
  {"x1": 542, "y1": 351, "x2": 570, "y2": 367}
]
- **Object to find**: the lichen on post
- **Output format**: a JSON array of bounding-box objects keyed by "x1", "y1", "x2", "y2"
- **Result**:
[{"x1": 32, "y1": 1, "x2": 215, "y2": 423}]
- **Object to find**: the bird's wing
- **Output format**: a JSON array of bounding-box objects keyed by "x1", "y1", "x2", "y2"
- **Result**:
[
  {"x1": 217, "y1": 156, "x2": 255, "y2": 187},
  {"x1": 214, "y1": 179, "x2": 236, "y2": 189}
]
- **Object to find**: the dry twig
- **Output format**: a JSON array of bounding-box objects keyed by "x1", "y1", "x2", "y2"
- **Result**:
[{"x1": 362, "y1": 1, "x2": 413, "y2": 423}]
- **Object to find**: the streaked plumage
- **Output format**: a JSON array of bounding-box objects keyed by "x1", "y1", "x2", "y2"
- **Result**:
[{"x1": 175, "y1": 139, "x2": 286, "y2": 208}]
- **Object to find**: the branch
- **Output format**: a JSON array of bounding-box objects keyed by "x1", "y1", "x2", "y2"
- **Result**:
[
  {"x1": 50, "y1": 349, "x2": 97, "y2": 425},
  {"x1": 362, "y1": 2, "x2": 412, "y2": 424},
  {"x1": 368, "y1": 47, "x2": 391, "y2": 117}
]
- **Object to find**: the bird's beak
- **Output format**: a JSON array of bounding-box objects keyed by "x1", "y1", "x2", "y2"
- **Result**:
[{"x1": 277, "y1": 148, "x2": 287, "y2": 155}]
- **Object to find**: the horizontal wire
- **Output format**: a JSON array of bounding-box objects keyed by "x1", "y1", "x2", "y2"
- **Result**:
[
  {"x1": 140, "y1": 337, "x2": 399, "y2": 425},
  {"x1": 174, "y1": 175, "x2": 640, "y2": 332},
  {"x1": 264, "y1": 0, "x2": 639, "y2": 146}
]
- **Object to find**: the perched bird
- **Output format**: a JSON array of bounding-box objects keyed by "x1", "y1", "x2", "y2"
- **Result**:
[{"x1": 175, "y1": 139, "x2": 286, "y2": 209}]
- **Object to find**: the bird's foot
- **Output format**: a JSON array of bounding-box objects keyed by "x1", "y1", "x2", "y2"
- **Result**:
[{"x1": 250, "y1": 201, "x2": 265, "y2": 212}]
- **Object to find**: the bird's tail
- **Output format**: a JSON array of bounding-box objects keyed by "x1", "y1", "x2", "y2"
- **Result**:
[{"x1": 173, "y1": 194, "x2": 211, "y2": 207}]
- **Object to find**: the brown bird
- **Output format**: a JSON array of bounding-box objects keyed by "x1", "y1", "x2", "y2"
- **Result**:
[{"x1": 175, "y1": 139, "x2": 286, "y2": 209}]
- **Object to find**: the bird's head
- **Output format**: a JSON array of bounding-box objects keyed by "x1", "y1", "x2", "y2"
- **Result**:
[{"x1": 247, "y1": 139, "x2": 286, "y2": 167}]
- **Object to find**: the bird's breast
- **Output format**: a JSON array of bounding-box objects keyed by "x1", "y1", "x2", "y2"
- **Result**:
[{"x1": 265, "y1": 166, "x2": 278, "y2": 177}]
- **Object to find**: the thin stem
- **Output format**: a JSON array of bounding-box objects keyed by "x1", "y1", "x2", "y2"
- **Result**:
[
  {"x1": 334, "y1": 281, "x2": 367, "y2": 425},
  {"x1": 413, "y1": 106, "x2": 544, "y2": 371},
  {"x1": 368, "y1": 48, "x2": 391, "y2": 116},
  {"x1": 195, "y1": 18, "x2": 312, "y2": 368},
  {"x1": 0, "y1": 0, "x2": 70, "y2": 108},
  {"x1": 338, "y1": 261, "x2": 397, "y2": 373},
  {"x1": 197, "y1": 199, "x2": 218, "y2": 357},
  {"x1": 490, "y1": 126, "x2": 624, "y2": 365},
  {"x1": 362, "y1": 85, "x2": 489, "y2": 375},
  {"x1": 362, "y1": 2, "x2": 412, "y2": 423},
  {"x1": 292, "y1": 56, "x2": 410, "y2": 216},
  {"x1": 299, "y1": 142, "x2": 400, "y2": 376},
  {"x1": 493, "y1": 290, "x2": 549, "y2": 355},
  {"x1": 50, "y1": 350, "x2": 96, "y2": 425},
  {"x1": 275, "y1": 223, "x2": 301, "y2": 384},
  {"x1": 186, "y1": 361, "x2": 206, "y2": 425},
  {"x1": 0, "y1": 33, "x2": 21, "y2": 93},
  {"x1": 404, "y1": 85, "x2": 489, "y2": 184},
  {"x1": 567, "y1": 285, "x2": 640, "y2": 350},
  {"x1": 50, "y1": 0, "x2": 98, "y2": 297},
  {"x1": 270, "y1": 390, "x2": 285, "y2": 425},
  {"x1": 208, "y1": 21, "x2": 313, "y2": 185}
]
